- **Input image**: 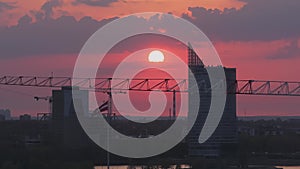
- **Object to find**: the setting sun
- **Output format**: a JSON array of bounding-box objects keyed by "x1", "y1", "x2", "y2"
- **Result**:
[{"x1": 148, "y1": 50, "x2": 165, "y2": 62}]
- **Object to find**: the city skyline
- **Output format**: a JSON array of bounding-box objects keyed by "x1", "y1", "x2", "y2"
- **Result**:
[{"x1": 0, "y1": 0, "x2": 300, "y2": 116}]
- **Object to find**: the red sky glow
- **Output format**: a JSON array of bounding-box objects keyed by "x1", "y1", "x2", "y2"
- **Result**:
[{"x1": 0, "y1": 0, "x2": 299, "y2": 117}]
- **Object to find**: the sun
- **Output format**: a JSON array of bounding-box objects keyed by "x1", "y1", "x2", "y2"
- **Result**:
[{"x1": 148, "y1": 50, "x2": 165, "y2": 62}]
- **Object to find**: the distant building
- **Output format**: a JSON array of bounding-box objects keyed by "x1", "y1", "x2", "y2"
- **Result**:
[
  {"x1": 0, "y1": 114, "x2": 5, "y2": 121},
  {"x1": 20, "y1": 114, "x2": 31, "y2": 121},
  {"x1": 238, "y1": 126, "x2": 256, "y2": 136},
  {"x1": 0, "y1": 109, "x2": 11, "y2": 120},
  {"x1": 238, "y1": 121, "x2": 285, "y2": 136},
  {"x1": 187, "y1": 44, "x2": 237, "y2": 157}
]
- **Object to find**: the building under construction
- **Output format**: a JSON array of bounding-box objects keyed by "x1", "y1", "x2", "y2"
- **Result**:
[
  {"x1": 187, "y1": 43, "x2": 237, "y2": 157},
  {"x1": 0, "y1": 43, "x2": 238, "y2": 160},
  {"x1": 48, "y1": 43, "x2": 238, "y2": 157}
]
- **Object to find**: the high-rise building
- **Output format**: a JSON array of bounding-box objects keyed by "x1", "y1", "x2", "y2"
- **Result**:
[
  {"x1": 188, "y1": 44, "x2": 237, "y2": 157},
  {"x1": 51, "y1": 86, "x2": 90, "y2": 148}
]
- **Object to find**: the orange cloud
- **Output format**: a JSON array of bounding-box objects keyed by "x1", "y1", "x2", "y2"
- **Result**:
[
  {"x1": 1, "y1": 0, "x2": 245, "y2": 26},
  {"x1": 63, "y1": 0, "x2": 245, "y2": 20}
]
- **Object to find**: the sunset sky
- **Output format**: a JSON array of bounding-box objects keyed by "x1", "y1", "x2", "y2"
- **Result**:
[{"x1": 0, "y1": 0, "x2": 299, "y2": 117}]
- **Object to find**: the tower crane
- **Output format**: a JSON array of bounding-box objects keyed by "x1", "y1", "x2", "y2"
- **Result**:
[
  {"x1": 34, "y1": 96, "x2": 52, "y2": 120},
  {"x1": 0, "y1": 75, "x2": 299, "y2": 120},
  {"x1": 0, "y1": 76, "x2": 299, "y2": 96}
]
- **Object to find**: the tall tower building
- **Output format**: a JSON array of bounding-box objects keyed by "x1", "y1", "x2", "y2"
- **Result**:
[
  {"x1": 52, "y1": 86, "x2": 90, "y2": 148},
  {"x1": 188, "y1": 44, "x2": 237, "y2": 157}
]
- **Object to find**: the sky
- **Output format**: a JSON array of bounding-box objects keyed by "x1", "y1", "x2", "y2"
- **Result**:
[{"x1": 0, "y1": 0, "x2": 299, "y2": 117}]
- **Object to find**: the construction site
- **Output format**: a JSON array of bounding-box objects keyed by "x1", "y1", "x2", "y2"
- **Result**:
[{"x1": 0, "y1": 44, "x2": 299, "y2": 169}]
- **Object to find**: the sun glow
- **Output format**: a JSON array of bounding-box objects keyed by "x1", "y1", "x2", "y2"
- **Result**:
[{"x1": 148, "y1": 50, "x2": 165, "y2": 62}]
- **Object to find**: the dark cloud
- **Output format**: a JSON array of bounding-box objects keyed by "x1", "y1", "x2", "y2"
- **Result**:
[
  {"x1": 41, "y1": 0, "x2": 62, "y2": 19},
  {"x1": 72, "y1": 0, "x2": 119, "y2": 7},
  {"x1": 1, "y1": 0, "x2": 300, "y2": 59},
  {"x1": 0, "y1": 15, "x2": 117, "y2": 58},
  {"x1": 267, "y1": 39, "x2": 300, "y2": 59},
  {"x1": 18, "y1": 15, "x2": 32, "y2": 25},
  {"x1": 182, "y1": 0, "x2": 300, "y2": 41},
  {"x1": 29, "y1": 0, "x2": 62, "y2": 21},
  {"x1": 0, "y1": 13, "x2": 189, "y2": 59},
  {"x1": 0, "y1": 2, "x2": 16, "y2": 12}
]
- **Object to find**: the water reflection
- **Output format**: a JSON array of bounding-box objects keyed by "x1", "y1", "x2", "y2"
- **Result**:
[{"x1": 276, "y1": 166, "x2": 300, "y2": 169}]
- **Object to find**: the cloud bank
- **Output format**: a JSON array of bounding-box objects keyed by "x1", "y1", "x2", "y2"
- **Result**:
[
  {"x1": 72, "y1": 0, "x2": 119, "y2": 7},
  {"x1": 0, "y1": 2, "x2": 16, "y2": 13},
  {"x1": 0, "y1": 0, "x2": 300, "y2": 59},
  {"x1": 183, "y1": 0, "x2": 300, "y2": 41}
]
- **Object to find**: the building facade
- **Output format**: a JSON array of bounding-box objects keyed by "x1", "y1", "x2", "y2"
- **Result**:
[
  {"x1": 188, "y1": 44, "x2": 237, "y2": 157},
  {"x1": 52, "y1": 86, "x2": 90, "y2": 148}
]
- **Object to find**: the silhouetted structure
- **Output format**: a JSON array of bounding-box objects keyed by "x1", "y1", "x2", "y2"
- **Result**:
[
  {"x1": 0, "y1": 109, "x2": 11, "y2": 120},
  {"x1": 187, "y1": 43, "x2": 237, "y2": 157},
  {"x1": 20, "y1": 114, "x2": 31, "y2": 121},
  {"x1": 52, "y1": 86, "x2": 90, "y2": 148}
]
